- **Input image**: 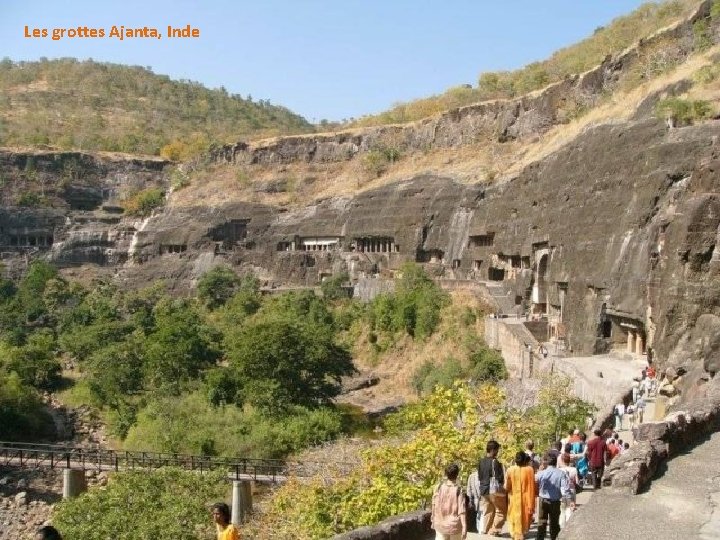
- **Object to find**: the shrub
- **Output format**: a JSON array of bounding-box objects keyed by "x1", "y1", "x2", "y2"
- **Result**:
[
  {"x1": 693, "y1": 19, "x2": 712, "y2": 51},
  {"x1": 123, "y1": 392, "x2": 345, "y2": 458},
  {"x1": 54, "y1": 468, "x2": 228, "y2": 540},
  {"x1": 712, "y1": 0, "x2": 720, "y2": 19},
  {"x1": 17, "y1": 192, "x2": 45, "y2": 207},
  {"x1": 121, "y1": 188, "x2": 165, "y2": 216},
  {"x1": 361, "y1": 149, "x2": 390, "y2": 177},
  {"x1": 411, "y1": 358, "x2": 464, "y2": 395},
  {"x1": 468, "y1": 346, "x2": 508, "y2": 382},
  {"x1": 320, "y1": 272, "x2": 350, "y2": 301},
  {"x1": 656, "y1": 97, "x2": 714, "y2": 125},
  {"x1": 693, "y1": 64, "x2": 720, "y2": 84}
]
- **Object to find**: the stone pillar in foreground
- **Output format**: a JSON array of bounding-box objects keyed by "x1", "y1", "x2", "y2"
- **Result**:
[{"x1": 62, "y1": 469, "x2": 87, "y2": 499}]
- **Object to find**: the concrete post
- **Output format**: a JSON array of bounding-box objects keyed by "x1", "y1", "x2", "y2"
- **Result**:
[
  {"x1": 231, "y1": 480, "x2": 252, "y2": 525},
  {"x1": 62, "y1": 469, "x2": 87, "y2": 499},
  {"x1": 627, "y1": 331, "x2": 635, "y2": 353}
]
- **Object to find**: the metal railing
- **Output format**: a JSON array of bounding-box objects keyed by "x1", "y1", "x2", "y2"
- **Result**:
[{"x1": 0, "y1": 441, "x2": 354, "y2": 482}]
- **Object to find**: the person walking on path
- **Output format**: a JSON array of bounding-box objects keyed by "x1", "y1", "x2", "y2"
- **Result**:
[
  {"x1": 477, "y1": 440, "x2": 507, "y2": 536},
  {"x1": 535, "y1": 453, "x2": 574, "y2": 540},
  {"x1": 212, "y1": 502, "x2": 240, "y2": 540},
  {"x1": 466, "y1": 467, "x2": 482, "y2": 533},
  {"x1": 431, "y1": 463, "x2": 468, "y2": 540},
  {"x1": 525, "y1": 440, "x2": 541, "y2": 471},
  {"x1": 614, "y1": 402, "x2": 625, "y2": 430},
  {"x1": 586, "y1": 429, "x2": 609, "y2": 489},
  {"x1": 504, "y1": 451, "x2": 536, "y2": 540}
]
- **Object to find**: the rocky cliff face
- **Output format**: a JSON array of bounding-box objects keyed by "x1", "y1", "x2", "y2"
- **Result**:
[{"x1": 0, "y1": 150, "x2": 169, "y2": 277}]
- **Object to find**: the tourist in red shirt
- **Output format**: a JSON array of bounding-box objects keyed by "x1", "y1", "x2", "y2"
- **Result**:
[{"x1": 586, "y1": 429, "x2": 608, "y2": 489}]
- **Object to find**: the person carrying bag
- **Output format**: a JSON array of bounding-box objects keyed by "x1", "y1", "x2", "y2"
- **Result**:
[{"x1": 477, "y1": 440, "x2": 507, "y2": 536}]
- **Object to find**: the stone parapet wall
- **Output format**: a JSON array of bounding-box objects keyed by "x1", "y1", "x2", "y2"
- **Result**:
[
  {"x1": 604, "y1": 376, "x2": 720, "y2": 494},
  {"x1": 331, "y1": 510, "x2": 431, "y2": 540}
]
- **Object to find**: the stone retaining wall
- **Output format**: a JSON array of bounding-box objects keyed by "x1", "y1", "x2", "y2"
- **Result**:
[
  {"x1": 330, "y1": 510, "x2": 431, "y2": 540},
  {"x1": 604, "y1": 376, "x2": 720, "y2": 494}
]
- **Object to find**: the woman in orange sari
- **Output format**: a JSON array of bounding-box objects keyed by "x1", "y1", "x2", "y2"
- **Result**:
[{"x1": 504, "y1": 451, "x2": 536, "y2": 540}]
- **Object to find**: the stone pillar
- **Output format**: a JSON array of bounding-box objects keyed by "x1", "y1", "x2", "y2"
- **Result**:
[
  {"x1": 231, "y1": 480, "x2": 252, "y2": 525},
  {"x1": 627, "y1": 331, "x2": 635, "y2": 353},
  {"x1": 62, "y1": 469, "x2": 87, "y2": 499},
  {"x1": 636, "y1": 334, "x2": 644, "y2": 355}
]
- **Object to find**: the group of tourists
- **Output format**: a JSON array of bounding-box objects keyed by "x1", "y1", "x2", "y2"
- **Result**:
[
  {"x1": 432, "y1": 430, "x2": 624, "y2": 540},
  {"x1": 614, "y1": 362, "x2": 658, "y2": 432}
]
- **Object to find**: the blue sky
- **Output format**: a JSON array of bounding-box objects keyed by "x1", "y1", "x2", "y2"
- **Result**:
[{"x1": 1, "y1": 1, "x2": 650, "y2": 122}]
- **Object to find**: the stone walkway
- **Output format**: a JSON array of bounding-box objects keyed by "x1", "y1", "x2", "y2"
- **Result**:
[{"x1": 560, "y1": 430, "x2": 720, "y2": 540}]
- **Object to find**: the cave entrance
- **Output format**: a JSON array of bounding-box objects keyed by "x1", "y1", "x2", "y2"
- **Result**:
[{"x1": 531, "y1": 253, "x2": 549, "y2": 315}]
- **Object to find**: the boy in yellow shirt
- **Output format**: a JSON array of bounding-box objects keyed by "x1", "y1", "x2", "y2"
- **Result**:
[{"x1": 212, "y1": 502, "x2": 240, "y2": 540}]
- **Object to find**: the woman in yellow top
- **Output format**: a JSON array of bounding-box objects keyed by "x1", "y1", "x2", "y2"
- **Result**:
[
  {"x1": 212, "y1": 502, "x2": 240, "y2": 540},
  {"x1": 504, "y1": 451, "x2": 537, "y2": 540}
]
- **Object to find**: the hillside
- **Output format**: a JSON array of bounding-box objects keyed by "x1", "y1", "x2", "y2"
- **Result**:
[
  {"x1": 0, "y1": 58, "x2": 314, "y2": 157},
  {"x1": 349, "y1": 0, "x2": 703, "y2": 127}
]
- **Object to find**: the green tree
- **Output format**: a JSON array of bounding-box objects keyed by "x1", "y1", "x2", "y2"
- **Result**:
[
  {"x1": 225, "y1": 316, "x2": 354, "y2": 413},
  {"x1": 0, "y1": 371, "x2": 54, "y2": 440},
  {"x1": 468, "y1": 346, "x2": 507, "y2": 382},
  {"x1": 394, "y1": 263, "x2": 448, "y2": 339},
  {"x1": 534, "y1": 374, "x2": 597, "y2": 443},
  {"x1": 320, "y1": 272, "x2": 350, "y2": 301},
  {"x1": 197, "y1": 266, "x2": 241, "y2": 309},
  {"x1": 16, "y1": 260, "x2": 58, "y2": 324},
  {"x1": 142, "y1": 299, "x2": 220, "y2": 394},
  {"x1": 1, "y1": 330, "x2": 61, "y2": 390}
]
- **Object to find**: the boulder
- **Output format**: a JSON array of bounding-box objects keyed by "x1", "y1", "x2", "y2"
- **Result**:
[{"x1": 14, "y1": 491, "x2": 27, "y2": 505}]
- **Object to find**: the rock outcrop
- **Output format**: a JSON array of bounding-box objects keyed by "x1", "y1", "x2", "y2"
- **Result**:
[{"x1": 212, "y1": 1, "x2": 711, "y2": 166}]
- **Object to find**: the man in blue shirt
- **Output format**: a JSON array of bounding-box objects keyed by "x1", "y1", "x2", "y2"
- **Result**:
[{"x1": 535, "y1": 453, "x2": 574, "y2": 540}]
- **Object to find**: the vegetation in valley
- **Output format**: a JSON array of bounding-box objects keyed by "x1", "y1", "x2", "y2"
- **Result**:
[
  {"x1": 0, "y1": 261, "x2": 457, "y2": 458},
  {"x1": 53, "y1": 468, "x2": 228, "y2": 540},
  {"x1": 0, "y1": 58, "x2": 314, "y2": 157}
]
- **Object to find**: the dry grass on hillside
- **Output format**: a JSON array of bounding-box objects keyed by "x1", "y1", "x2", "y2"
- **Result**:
[{"x1": 169, "y1": 44, "x2": 720, "y2": 210}]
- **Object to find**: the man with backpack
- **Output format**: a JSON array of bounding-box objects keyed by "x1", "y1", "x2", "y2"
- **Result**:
[
  {"x1": 431, "y1": 463, "x2": 467, "y2": 540},
  {"x1": 477, "y1": 440, "x2": 507, "y2": 536}
]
